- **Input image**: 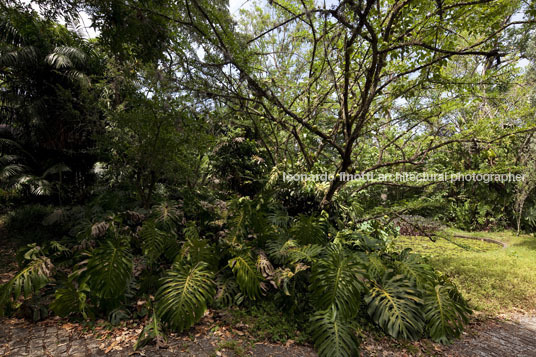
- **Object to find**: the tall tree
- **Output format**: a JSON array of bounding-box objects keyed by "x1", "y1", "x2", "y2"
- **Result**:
[{"x1": 158, "y1": 0, "x2": 536, "y2": 206}]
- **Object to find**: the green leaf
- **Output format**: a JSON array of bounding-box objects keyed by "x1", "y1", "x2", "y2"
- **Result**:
[
  {"x1": 290, "y1": 214, "x2": 327, "y2": 245},
  {"x1": 135, "y1": 310, "x2": 166, "y2": 350},
  {"x1": 50, "y1": 281, "x2": 90, "y2": 318},
  {"x1": 86, "y1": 239, "x2": 133, "y2": 299},
  {"x1": 156, "y1": 262, "x2": 215, "y2": 332},
  {"x1": 139, "y1": 220, "x2": 166, "y2": 264},
  {"x1": 0, "y1": 256, "x2": 53, "y2": 312},
  {"x1": 228, "y1": 253, "x2": 262, "y2": 299},
  {"x1": 393, "y1": 252, "x2": 435, "y2": 289},
  {"x1": 424, "y1": 283, "x2": 471, "y2": 343},
  {"x1": 309, "y1": 308, "x2": 359, "y2": 357},
  {"x1": 366, "y1": 274, "x2": 424, "y2": 340},
  {"x1": 311, "y1": 245, "x2": 365, "y2": 318}
]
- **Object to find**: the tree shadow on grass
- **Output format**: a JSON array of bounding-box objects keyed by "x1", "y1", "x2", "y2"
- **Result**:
[{"x1": 511, "y1": 238, "x2": 536, "y2": 250}]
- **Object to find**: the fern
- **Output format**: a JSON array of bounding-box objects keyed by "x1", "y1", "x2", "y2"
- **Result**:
[
  {"x1": 309, "y1": 308, "x2": 359, "y2": 357},
  {"x1": 86, "y1": 239, "x2": 133, "y2": 299},
  {"x1": 156, "y1": 262, "x2": 215, "y2": 332},
  {"x1": 424, "y1": 282, "x2": 471, "y2": 343},
  {"x1": 311, "y1": 245, "x2": 365, "y2": 318},
  {"x1": 366, "y1": 274, "x2": 424, "y2": 340},
  {"x1": 228, "y1": 253, "x2": 262, "y2": 299}
]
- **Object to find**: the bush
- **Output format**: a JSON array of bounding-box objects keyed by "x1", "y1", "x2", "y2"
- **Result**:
[
  {"x1": 6, "y1": 205, "x2": 61, "y2": 245},
  {"x1": 0, "y1": 196, "x2": 471, "y2": 356}
]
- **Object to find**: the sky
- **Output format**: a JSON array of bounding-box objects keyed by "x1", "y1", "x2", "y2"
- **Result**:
[{"x1": 23, "y1": 0, "x2": 530, "y2": 69}]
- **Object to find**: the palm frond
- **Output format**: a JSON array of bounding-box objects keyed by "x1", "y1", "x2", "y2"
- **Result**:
[
  {"x1": 29, "y1": 178, "x2": 52, "y2": 196},
  {"x1": 0, "y1": 16, "x2": 23, "y2": 45},
  {"x1": 0, "y1": 163, "x2": 28, "y2": 180},
  {"x1": 42, "y1": 162, "x2": 71, "y2": 177},
  {"x1": 0, "y1": 46, "x2": 37, "y2": 67},
  {"x1": 61, "y1": 69, "x2": 90, "y2": 86},
  {"x1": 48, "y1": 46, "x2": 86, "y2": 67},
  {"x1": 0, "y1": 256, "x2": 53, "y2": 313}
]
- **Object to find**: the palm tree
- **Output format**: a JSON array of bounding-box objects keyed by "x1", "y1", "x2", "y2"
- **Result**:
[{"x1": 0, "y1": 8, "x2": 102, "y2": 202}]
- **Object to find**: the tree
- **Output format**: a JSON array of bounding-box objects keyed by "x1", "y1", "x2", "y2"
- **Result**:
[
  {"x1": 98, "y1": 62, "x2": 215, "y2": 208},
  {"x1": 151, "y1": 0, "x2": 536, "y2": 207},
  {"x1": 0, "y1": 5, "x2": 103, "y2": 202}
]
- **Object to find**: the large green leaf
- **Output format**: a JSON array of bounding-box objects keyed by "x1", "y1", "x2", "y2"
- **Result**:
[
  {"x1": 50, "y1": 281, "x2": 90, "y2": 318},
  {"x1": 424, "y1": 282, "x2": 471, "y2": 343},
  {"x1": 309, "y1": 308, "x2": 359, "y2": 357},
  {"x1": 393, "y1": 252, "x2": 435, "y2": 289},
  {"x1": 228, "y1": 253, "x2": 262, "y2": 299},
  {"x1": 139, "y1": 220, "x2": 166, "y2": 264},
  {"x1": 311, "y1": 245, "x2": 365, "y2": 318},
  {"x1": 86, "y1": 239, "x2": 133, "y2": 299},
  {"x1": 156, "y1": 262, "x2": 215, "y2": 332},
  {"x1": 366, "y1": 274, "x2": 424, "y2": 340},
  {"x1": 290, "y1": 214, "x2": 328, "y2": 245}
]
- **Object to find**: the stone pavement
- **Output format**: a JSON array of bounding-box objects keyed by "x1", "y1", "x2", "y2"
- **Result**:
[
  {"x1": 0, "y1": 318, "x2": 316, "y2": 356},
  {"x1": 446, "y1": 315, "x2": 536, "y2": 357},
  {"x1": 2, "y1": 315, "x2": 536, "y2": 356}
]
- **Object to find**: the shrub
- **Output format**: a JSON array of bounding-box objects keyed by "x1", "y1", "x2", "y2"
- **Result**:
[{"x1": 0, "y1": 197, "x2": 471, "y2": 356}]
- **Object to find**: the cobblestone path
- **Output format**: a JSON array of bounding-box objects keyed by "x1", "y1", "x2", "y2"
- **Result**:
[
  {"x1": 0, "y1": 318, "x2": 316, "y2": 356},
  {"x1": 446, "y1": 315, "x2": 536, "y2": 357},
  {"x1": 1, "y1": 315, "x2": 535, "y2": 356}
]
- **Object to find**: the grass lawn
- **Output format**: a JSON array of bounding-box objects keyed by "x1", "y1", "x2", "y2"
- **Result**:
[{"x1": 395, "y1": 229, "x2": 536, "y2": 316}]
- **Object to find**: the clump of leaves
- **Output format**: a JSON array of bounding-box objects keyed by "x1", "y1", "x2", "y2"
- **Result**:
[{"x1": 0, "y1": 198, "x2": 471, "y2": 357}]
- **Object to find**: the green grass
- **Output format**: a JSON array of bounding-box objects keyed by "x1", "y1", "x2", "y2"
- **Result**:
[{"x1": 395, "y1": 229, "x2": 536, "y2": 315}]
